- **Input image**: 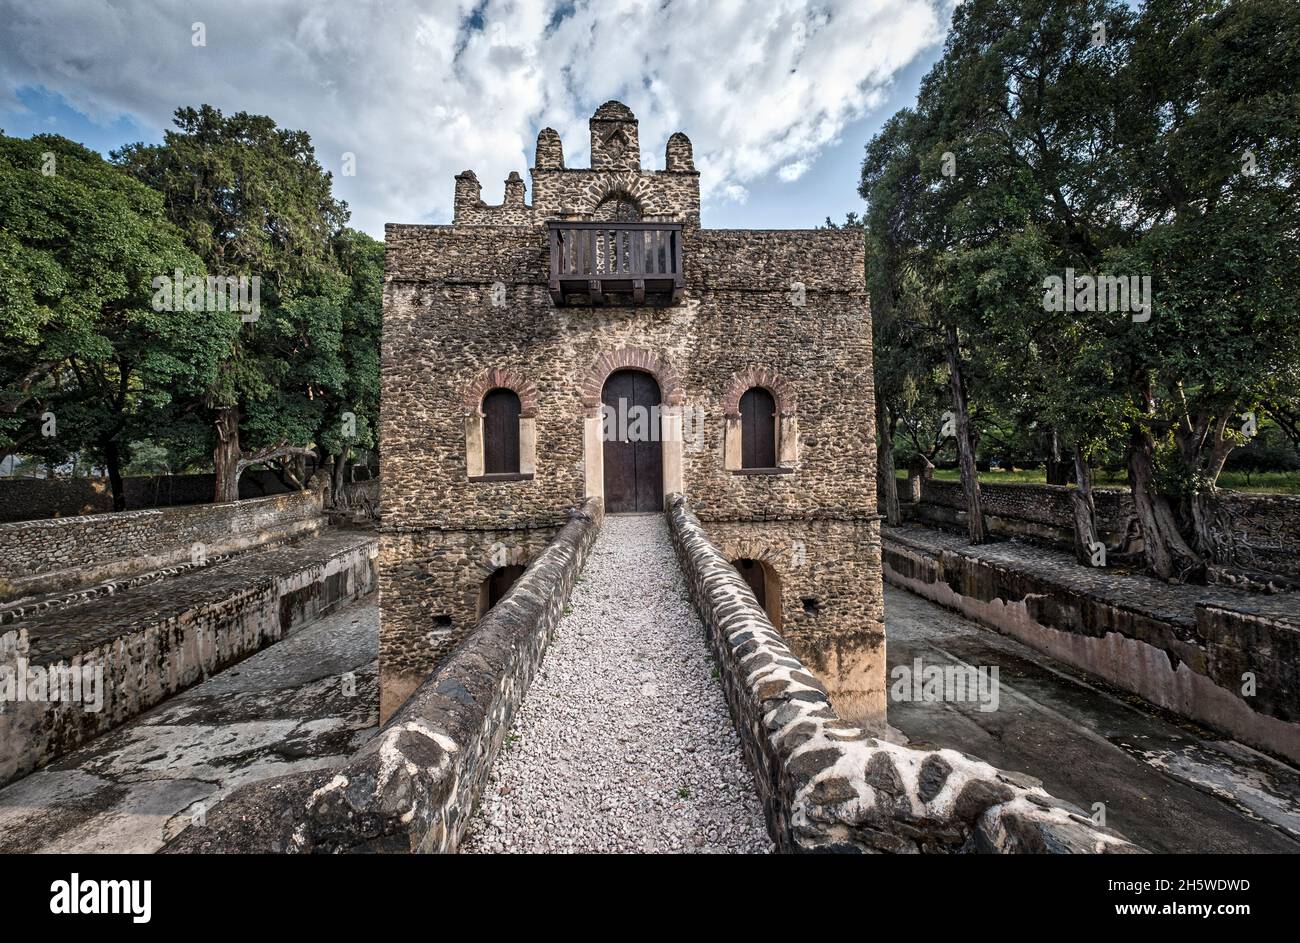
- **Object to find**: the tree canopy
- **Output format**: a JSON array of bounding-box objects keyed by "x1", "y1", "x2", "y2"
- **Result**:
[{"x1": 861, "y1": 0, "x2": 1300, "y2": 580}]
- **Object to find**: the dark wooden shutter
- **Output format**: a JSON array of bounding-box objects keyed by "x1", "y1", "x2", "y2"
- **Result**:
[
  {"x1": 740, "y1": 387, "x2": 777, "y2": 469},
  {"x1": 482, "y1": 388, "x2": 521, "y2": 474}
]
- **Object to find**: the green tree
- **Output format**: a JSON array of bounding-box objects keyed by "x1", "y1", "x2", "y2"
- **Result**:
[
  {"x1": 115, "y1": 106, "x2": 352, "y2": 502},
  {"x1": 315, "y1": 228, "x2": 382, "y2": 500},
  {"x1": 861, "y1": 0, "x2": 1300, "y2": 580},
  {"x1": 0, "y1": 133, "x2": 234, "y2": 508},
  {"x1": 1106, "y1": 0, "x2": 1300, "y2": 577}
]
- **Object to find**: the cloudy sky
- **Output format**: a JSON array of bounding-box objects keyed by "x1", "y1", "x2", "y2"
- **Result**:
[{"x1": 0, "y1": 0, "x2": 957, "y2": 237}]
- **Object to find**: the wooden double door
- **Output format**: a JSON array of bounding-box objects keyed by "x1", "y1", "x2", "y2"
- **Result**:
[{"x1": 601, "y1": 370, "x2": 663, "y2": 513}]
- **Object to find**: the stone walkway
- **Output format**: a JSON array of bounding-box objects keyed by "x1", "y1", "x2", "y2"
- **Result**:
[{"x1": 461, "y1": 514, "x2": 771, "y2": 853}]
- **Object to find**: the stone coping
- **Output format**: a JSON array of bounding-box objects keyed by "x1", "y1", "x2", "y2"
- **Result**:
[
  {"x1": 14, "y1": 530, "x2": 377, "y2": 666},
  {"x1": 163, "y1": 498, "x2": 604, "y2": 854},
  {"x1": 885, "y1": 523, "x2": 1291, "y2": 628},
  {"x1": 666, "y1": 494, "x2": 1142, "y2": 854}
]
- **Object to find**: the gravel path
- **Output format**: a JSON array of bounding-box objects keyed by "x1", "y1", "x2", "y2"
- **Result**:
[{"x1": 462, "y1": 514, "x2": 772, "y2": 854}]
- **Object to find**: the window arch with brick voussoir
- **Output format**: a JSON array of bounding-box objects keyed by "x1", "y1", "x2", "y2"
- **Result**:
[
  {"x1": 722, "y1": 368, "x2": 797, "y2": 473},
  {"x1": 463, "y1": 368, "x2": 538, "y2": 481}
]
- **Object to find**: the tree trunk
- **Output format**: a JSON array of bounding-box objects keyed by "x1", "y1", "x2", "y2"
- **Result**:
[
  {"x1": 876, "y1": 400, "x2": 901, "y2": 526},
  {"x1": 1126, "y1": 424, "x2": 1203, "y2": 581},
  {"x1": 103, "y1": 438, "x2": 126, "y2": 512},
  {"x1": 1046, "y1": 428, "x2": 1071, "y2": 485},
  {"x1": 1070, "y1": 445, "x2": 1099, "y2": 565},
  {"x1": 277, "y1": 454, "x2": 306, "y2": 491},
  {"x1": 331, "y1": 452, "x2": 349, "y2": 508},
  {"x1": 213, "y1": 405, "x2": 242, "y2": 504},
  {"x1": 1179, "y1": 414, "x2": 1236, "y2": 564},
  {"x1": 944, "y1": 323, "x2": 986, "y2": 543}
]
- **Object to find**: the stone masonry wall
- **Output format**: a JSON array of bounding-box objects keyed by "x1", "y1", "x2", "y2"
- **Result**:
[
  {"x1": 0, "y1": 470, "x2": 297, "y2": 523},
  {"x1": 378, "y1": 524, "x2": 561, "y2": 718},
  {"x1": 911, "y1": 478, "x2": 1300, "y2": 578},
  {"x1": 704, "y1": 519, "x2": 885, "y2": 727},
  {"x1": 163, "y1": 499, "x2": 602, "y2": 854},
  {"x1": 667, "y1": 495, "x2": 1141, "y2": 854},
  {"x1": 381, "y1": 101, "x2": 882, "y2": 728},
  {"x1": 0, "y1": 489, "x2": 324, "y2": 602},
  {"x1": 381, "y1": 223, "x2": 880, "y2": 724},
  {"x1": 910, "y1": 479, "x2": 1137, "y2": 551},
  {"x1": 883, "y1": 525, "x2": 1300, "y2": 765}
]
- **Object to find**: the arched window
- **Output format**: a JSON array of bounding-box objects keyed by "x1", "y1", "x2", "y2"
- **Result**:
[
  {"x1": 482, "y1": 388, "x2": 521, "y2": 474},
  {"x1": 478, "y1": 564, "x2": 526, "y2": 617},
  {"x1": 731, "y1": 557, "x2": 782, "y2": 629},
  {"x1": 739, "y1": 387, "x2": 777, "y2": 469}
]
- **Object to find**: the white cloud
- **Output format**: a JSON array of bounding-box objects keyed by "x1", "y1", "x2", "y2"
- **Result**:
[
  {"x1": 0, "y1": 0, "x2": 949, "y2": 236},
  {"x1": 777, "y1": 159, "x2": 811, "y2": 182}
]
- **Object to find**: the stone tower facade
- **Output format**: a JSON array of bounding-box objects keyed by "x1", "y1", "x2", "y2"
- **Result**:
[{"x1": 380, "y1": 102, "x2": 884, "y2": 727}]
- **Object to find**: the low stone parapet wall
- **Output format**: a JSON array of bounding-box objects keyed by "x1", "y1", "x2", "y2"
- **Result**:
[
  {"x1": 162, "y1": 498, "x2": 603, "y2": 854},
  {"x1": 908, "y1": 478, "x2": 1138, "y2": 552},
  {"x1": 908, "y1": 478, "x2": 1300, "y2": 578},
  {"x1": 0, "y1": 530, "x2": 378, "y2": 787},
  {"x1": 666, "y1": 494, "x2": 1140, "y2": 854},
  {"x1": 0, "y1": 470, "x2": 301, "y2": 523},
  {"x1": 883, "y1": 525, "x2": 1300, "y2": 765},
  {"x1": 0, "y1": 489, "x2": 325, "y2": 603}
]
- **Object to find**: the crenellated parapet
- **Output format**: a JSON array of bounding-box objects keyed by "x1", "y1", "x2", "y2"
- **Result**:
[
  {"x1": 453, "y1": 170, "x2": 534, "y2": 226},
  {"x1": 531, "y1": 104, "x2": 699, "y2": 225},
  {"x1": 449, "y1": 102, "x2": 699, "y2": 228}
]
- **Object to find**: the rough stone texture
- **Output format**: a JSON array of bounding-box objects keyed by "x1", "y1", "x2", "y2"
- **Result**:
[
  {"x1": 461, "y1": 514, "x2": 770, "y2": 853},
  {"x1": 339, "y1": 478, "x2": 380, "y2": 512},
  {"x1": 161, "y1": 500, "x2": 601, "y2": 854},
  {"x1": 0, "y1": 530, "x2": 377, "y2": 787},
  {"x1": 908, "y1": 477, "x2": 1300, "y2": 579},
  {"x1": 667, "y1": 494, "x2": 1142, "y2": 854},
  {"x1": 0, "y1": 469, "x2": 304, "y2": 523},
  {"x1": 703, "y1": 519, "x2": 885, "y2": 726},
  {"x1": 0, "y1": 488, "x2": 325, "y2": 602},
  {"x1": 0, "y1": 597, "x2": 379, "y2": 853},
  {"x1": 382, "y1": 101, "x2": 883, "y2": 728},
  {"x1": 379, "y1": 524, "x2": 560, "y2": 718},
  {"x1": 883, "y1": 523, "x2": 1300, "y2": 765}
]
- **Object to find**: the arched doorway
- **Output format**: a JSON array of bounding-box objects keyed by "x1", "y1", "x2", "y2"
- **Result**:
[
  {"x1": 732, "y1": 558, "x2": 782, "y2": 629},
  {"x1": 601, "y1": 369, "x2": 662, "y2": 513},
  {"x1": 478, "y1": 564, "x2": 526, "y2": 618}
]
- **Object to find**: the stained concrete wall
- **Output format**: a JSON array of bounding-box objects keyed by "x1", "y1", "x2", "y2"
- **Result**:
[
  {"x1": 0, "y1": 532, "x2": 378, "y2": 788},
  {"x1": 883, "y1": 526, "x2": 1300, "y2": 765}
]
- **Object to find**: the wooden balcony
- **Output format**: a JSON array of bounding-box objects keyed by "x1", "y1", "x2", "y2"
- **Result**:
[{"x1": 548, "y1": 222, "x2": 683, "y2": 306}]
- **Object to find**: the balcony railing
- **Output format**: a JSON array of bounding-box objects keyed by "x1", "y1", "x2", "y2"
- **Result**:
[{"x1": 548, "y1": 222, "x2": 683, "y2": 305}]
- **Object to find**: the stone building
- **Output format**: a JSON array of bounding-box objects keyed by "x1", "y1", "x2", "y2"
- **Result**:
[{"x1": 380, "y1": 101, "x2": 884, "y2": 726}]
